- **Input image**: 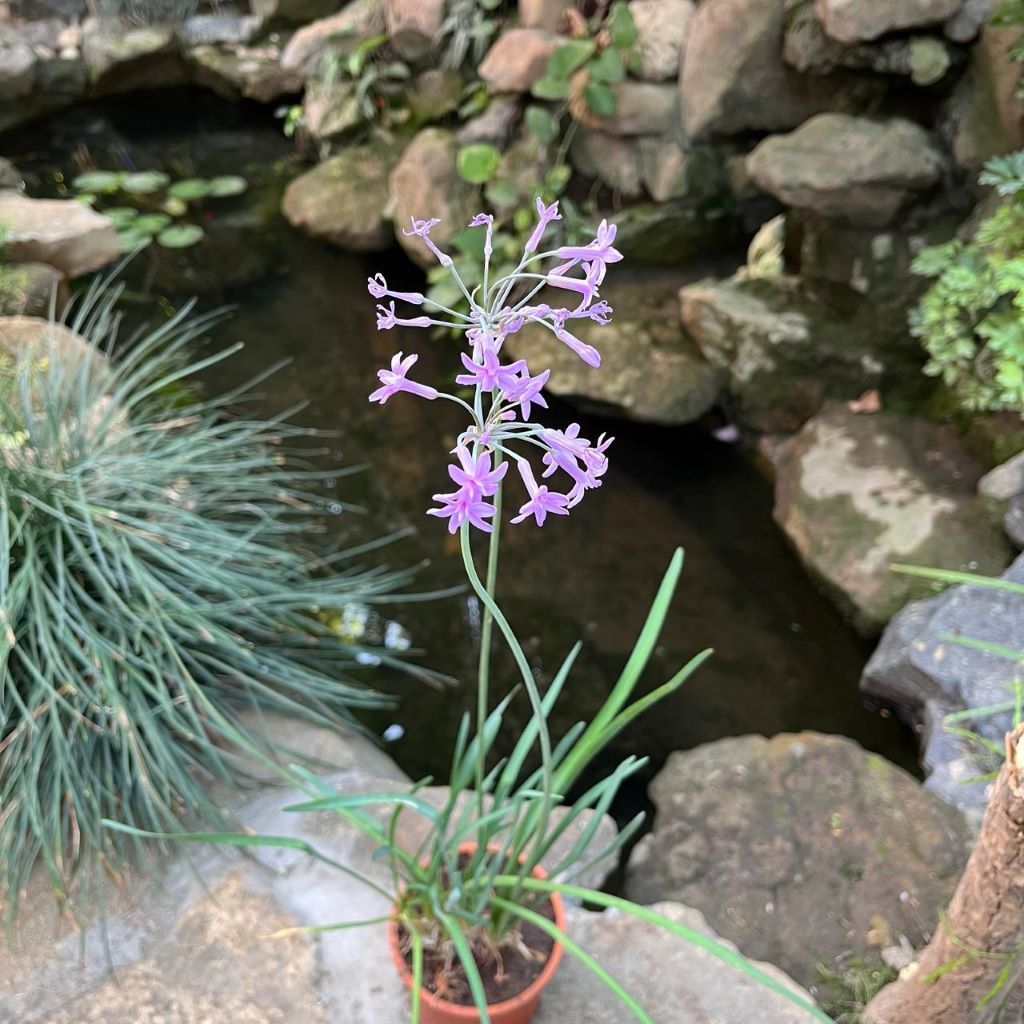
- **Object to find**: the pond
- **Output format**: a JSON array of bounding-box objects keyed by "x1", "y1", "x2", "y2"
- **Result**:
[{"x1": 1, "y1": 88, "x2": 917, "y2": 807}]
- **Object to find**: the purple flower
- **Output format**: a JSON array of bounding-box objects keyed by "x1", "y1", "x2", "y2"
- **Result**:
[
  {"x1": 566, "y1": 299, "x2": 613, "y2": 325},
  {"x1": 541, "y1": 423, "x2": 612, "y2": 490},
  {"x1": 376, "y1": 302, "x2": 432, "y2": 331},
  {"x1": 428, "y1": 487, "x2": 496, "y2": 533},
  {"x1": 525, "y1": 199, "x2": 562, "y2": 255},
  {"x1": 511, "y1": 460, "x2": 570, "y2": 527},
  {"x1": 504, "y1": 368, "x2": 550, "y2": 421},
  {"x1": 367, "y1": 273, "x2": 425, "y2": 305},
  {"x1": 556, "y1": 219, "x2": 623, "y2": 272},
  {"x1": 403, "y1": 217, "x2": 453, "y2": 267},
  {"x1": 369, "y1": 352, "x2": 439, "y2": 405},
  {"x1": 554, "y1": 326, "x2": 601, "y2": 368},
  {"x1": 545, "y1": 261, "x2": 603, "y2": 310},
  {"x1": 456, "y1": 347, "x2": 527, "y2": 392},
  {"x1": 448, "y1": 445, "x2": 508, "y2": 498},
  {"x1": 470, "y1": 213, "x2": 494, "y2": 265}
]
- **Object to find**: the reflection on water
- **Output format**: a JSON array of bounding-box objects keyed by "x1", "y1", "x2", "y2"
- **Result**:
[{"x1": 1, "y1": 90, "x2": 917, "y2": 799}]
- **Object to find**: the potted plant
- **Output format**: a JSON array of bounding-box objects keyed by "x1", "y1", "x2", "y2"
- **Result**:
[{"x1": 108, "y1": 204, "x2": 832, "y2": 1023}]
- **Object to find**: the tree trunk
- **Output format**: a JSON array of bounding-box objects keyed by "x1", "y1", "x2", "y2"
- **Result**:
[{"x1": 864, "y1": 725, "x2": 1024, "y2": 1024}]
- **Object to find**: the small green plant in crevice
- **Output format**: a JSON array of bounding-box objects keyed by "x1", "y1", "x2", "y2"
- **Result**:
[
  {"x1": 816, "y1": 957, "x2": 898, "y2": 1024},
  {"x1": 437, "y1": 0, "x2": 506, "y2": 71},
  {"x1": 0, "y1": 275, "x2": 426, "y2": 920},
  {"x1": 70, "y1": 169, "x2": 247, "y2": 251},
  {"x1": 910, "y1": 151, "x2": 1024, "y2": 416}
]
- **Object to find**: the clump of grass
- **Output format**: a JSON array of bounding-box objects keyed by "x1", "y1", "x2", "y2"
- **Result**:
[
  {"x1": 0, "y1": 277, "x2": 422, "y2": 919},
  {"x1": 816, "y1": 956, "x2": 898, "y2": 1023}
]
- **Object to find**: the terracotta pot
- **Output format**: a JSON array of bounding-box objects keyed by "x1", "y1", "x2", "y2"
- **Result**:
[{"x1": 388, "y1": 843, "x2": 566, "y2": 1024}]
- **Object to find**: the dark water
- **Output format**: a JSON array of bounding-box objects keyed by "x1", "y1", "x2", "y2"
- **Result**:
[{"x1": 1, "y1": 90, "x2": 917, "y2": 798}]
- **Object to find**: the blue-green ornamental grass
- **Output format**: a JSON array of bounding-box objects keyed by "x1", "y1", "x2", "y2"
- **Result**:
[
  {"x1": 107, "y1": 209, "x2": 833, "y2": 1023},
  {"x1": 0, "y1": 275, "x2": 428, "y2": 921}
]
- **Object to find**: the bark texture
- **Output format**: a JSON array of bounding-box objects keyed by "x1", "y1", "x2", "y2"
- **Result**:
[{"x1": 864, "y1": 726, "x2": 1024, "y2": 1024}]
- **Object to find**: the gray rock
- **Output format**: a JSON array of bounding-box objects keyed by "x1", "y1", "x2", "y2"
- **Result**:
[
  {"x1": 81, "y1": 18, "x2": 185, "y2": 93},
  {"x1": 179, "y1": 13, "x2": 261, "y2": 45},
  {"x1": 772, "y1": 402, "x2": 1011, "y2": 634},
  {"x1": 571, "y1": 129, "x2": 644, "y2": 196},
  {"x1": 630, "y1": 0, "x2": 694, "y2": 81},
  {"x1": 979, "y1": 451, "x2": 1024, "y2": 502},
  {"x1": 280, "y1": 0, "x2": 386, "y2": 77},
  {"x1": 251, "y1": 0, "x2": 345, "y2": 24},
  {"x1": 457, "y1": 96, "x2": 521, "y2": 146},
  {"x1": 518, "y1": 0, "x2": 574, "y2": 31},
  {"x1": 406, "y1": 68, "x2": 463, "y2": 122},
  {"x1": 0, "y1": 193, "x2": 120, "y2": 278},
  {"x1": 679, "y1": 276, "x2": 891, "y2": 431},
  {"x1": 383, "y1": 0, "x2": 446, "y2": 60},
  {"x1": 862, "y1": 554, "x2": 1024, "y2": 815},
  {"x1": 0, "y1": 262, "x2": 66, "y2": 317},
  {"x1": 946, "y1": 0, "x2": 996, "y2": 42},
  {"x1": 478, "y1": 28, "x2": 561, "y2": 93},
  {"x1": 638, "y1": 136, "x2": 691, "y2": 201},
  {"x1": 625, "y1": 732, "x2": 973, "y2": 987},
  {"x1": 388, "y1": 128, "x2": 478, "y2": 268},
  {"x1": 604, "y1": 80, "x2": 678, "y2": 135},
  {"x1": 681, "y1": 0, "x2": 845, "y2": 138},
  {"x1": 0, "y1": 34, "x2": 36, "y2": 100},
  {"x1": 747, "y1": 114, "x2": 944, "y2": 227},
  {"x1": 188, "y1": 44, "x2": 302, "y2": 102},
  {"x1": 612, "y1": 197, "x2": 737, "y2": 265},
  {"x1": 283, "y1": 143, "x2": 399, "y2": 251},
  {"x1": 1007, "y1": 495, "x2": 1024, "y2": 548},
  {"x1": 302, "y1": 78, "x2": 361, "y2": 140},
  {"x1": 509, "y1": 278, "x2": 722, "y2": 425},
  {"x1": 0, "y1": 156, "x2": 22, "y2": 189},
  {"x1": 815, "y1": 0, "x2": 961, "y2": 43}
]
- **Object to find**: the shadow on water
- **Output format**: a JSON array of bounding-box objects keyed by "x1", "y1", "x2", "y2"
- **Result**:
[{"x1": 1, "y1": 89, "x2": 918, "y2": 806}]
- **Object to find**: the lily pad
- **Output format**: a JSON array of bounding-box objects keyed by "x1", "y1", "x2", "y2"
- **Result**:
[
  {"x1": 207, "y1": 175, "x2": 247, "y2": 197},
  {"x1": 103, "y1": 207, "x2": 140, "y2": 228},
  {"x1": 133, "y1": 213, "x2": 172, "y2": 233},
  {"x1": 163, "y1": 196, "x2": 189, "y2": 217},
  {"x1": 72, "y1": 171, "x2": 123, "y2": 194},
  {"x1": 157, "y1": 224, "x2": 205, "y2": 248},
  {"x1": 122, "y1": 171, "x2": 171, "y2": 194},
  {"x1": 168, "y1": 179, "x2": 212, "y2": 200},
  {"x1": 118, "y1": 229, "x2": 153, "y2": 251}
]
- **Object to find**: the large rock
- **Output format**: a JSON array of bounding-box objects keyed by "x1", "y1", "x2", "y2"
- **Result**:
[
  {"x1": 283, "y1": 144, "x2": 398, "y2": 252},
  {"x1": 625, "y1": 733, "x2": 973, "y2": 988},
  {"x1": 280, "y1": 0, "x2": 386, "y2": 77},
  {"x1": 815, "y1": 0, "x2": 962, "y2": 43},
  {"x1": 611, "y1": 198, "x2": 738, "y2": 265},
  {"x1": 302, "y1": 79, "x2": 361, "y2": 139},
  {"x1": 594, "y1": 81, "x2": 678, "y2": 136},
  {"x1": 679, "y1": 276, "x2": 892, "y2": 431},
  {"x1": 383, "y1": 0, "x2": 446, "y2": 60},
  {"x1": 747, "y1": 115, "x2": 944, "y2": 228},
  {"x1": 478, "y1": 28, "x2": 561, "y2": 93},
  {"x1": 771, "y1": 403, "x2": 1011, "y2": 634},
  {"x1": 81, "y1": 18, "x2": 185, "y2": 93},
  {"x1": 0, "y1": 263, "x2": 66, "y2": 318},
  {"x1": 1, "y1": 714, "x2": 754, "y2": 1024},
  {"x1": 389, "y1": 128, "x2": 478, "y2": 268},
  {"x1": 946, "y1": 0, "x2": 997, "y2": 42},
  {"x1": 630, "y1": 0, "x2": 694, "y2": 81},
  {"x1": 0, "y1": 34, "x2": 36, "y2": 100},
  {"x1": 179, "y1": 13, "x2": 261, "y2": 46},
  {"x1": 681, "y1": 0, "x2": 845, "y2": 138},
  {"x1": 572, "y1": 129, "x2": 644, "y2": 195},
  {"x1": 251, "y1": 0, "x2": 344, "y2": 25},
  {"x1": 0, "y1": 193, "x2": 120, "y2": 278},
  {"x1": 518, "y1": 0, "x2": 573, "y2": 31},
  {"x1": 188, "y1": 44, "x2": 302, "y2": 102},
  {"x1": 862, "y1": 554, "x2": 1024, "y2": 816},
  {"x1": 508, "y1": 278, "x2": 721, "y2": 425}
]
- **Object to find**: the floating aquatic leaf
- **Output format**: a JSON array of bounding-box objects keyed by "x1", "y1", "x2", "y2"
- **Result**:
[
  {"x1": 157, "y1": 224, "x2": 205, "y2": 248},
  {"x1": 72, "y1": 171, "x2": 123, "y2": 193},
  {"x1": 104, "y1": 207, "x2": 140, "y2": 228},
  {"x1": 122, "y1": 171, "x2": 171, "y2": 194},
  {"x1": 207, "y1": 175, "x2": 247, "y2": 197},
  {"x1": 168, "y1": 178, "x2": 212, "y2": 200},
  {"x1": 133, "y1": 213, "x2": 172, "y2": 234}
]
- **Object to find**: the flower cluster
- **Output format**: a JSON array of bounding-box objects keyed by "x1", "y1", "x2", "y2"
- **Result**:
[{"x1": 368, "y1": 201, "x2": 620, "y2": 532}]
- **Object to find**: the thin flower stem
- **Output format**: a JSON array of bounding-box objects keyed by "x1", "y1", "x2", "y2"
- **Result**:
[
  {"x1": 458, "y1": 523, "x2": 554, "y2": 868},
  {"x1": 423, "y1": 298, "x2": 474, "y2": 322},
  {"x1": 435, "y1": 392, "x2": 480, "y2": 421}
]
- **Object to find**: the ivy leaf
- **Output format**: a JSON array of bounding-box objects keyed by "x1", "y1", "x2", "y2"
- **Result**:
[
  {"x1": 525, "y1": 105, "x2": 559, "y2": 143},
  {"x1": 157, "y1": 224, "x2": 205, "y2": 248},
  {"x1": 607, "y1": 1, "x2": 637, "y2": 49},
  {"x1": 583, "y1": 80, "x2": 617, "y2": 117},
  {"x1": 531, "y1": 74, "x2": 572, "y2": 100},
  {"x1": 548, "y1": 40, "x2": 597, "y2": 78},
  {"x1": 588, "y1": 47, "x2": 625, "y2": 82},
  {"x1": 456, "y1": 143, "x2": 501, "y2": 184}
]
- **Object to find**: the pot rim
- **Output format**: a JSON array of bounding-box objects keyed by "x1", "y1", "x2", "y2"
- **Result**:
[{"x1": 387, "y1": 841, "x2": 567, "y2": 1016}]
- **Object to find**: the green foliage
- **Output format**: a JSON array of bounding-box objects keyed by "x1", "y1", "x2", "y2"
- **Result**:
[
  {"x1": 816, "y1": 957, "x2": 898, "y2": 1024},
  {"x1": 0, "y1": 278, "x2": 419, "y2": 918},
  {"x1": 438, "y1": 0, "x2": 505, "y2": 71},
  {"x1": 911, "y1": 152, "x2": 1024, "y2": 415},
  {"x1": 992, "y1": 1, "x2": 1024, "y2": 78},
  {"x1": 456, "y1": 143, "x2": 502, "y2": 184},
  {"x1": 69, "y1": 170, "x2": 247, "y2": 252}
]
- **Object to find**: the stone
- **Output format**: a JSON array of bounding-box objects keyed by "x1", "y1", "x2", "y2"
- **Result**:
[
  {"x1": 602, "y1": 81, "x2": 678, "y2": 135},
  {"x1": 478, "y1": 28, "x2": 561, "y2": 93},
  {"x1": 188, "y1": 44, "x2": 302, "y2": 102},
  {"x1": 909, "y1": 35, "x2": 954, "y2": 85},
  {"x1": 0, "y1": 156, "x2": 22, "y2": 189},
  {"x1": 630, "y1": 0, "x2": 693, "y2": 81},
  {"x1": 771, "y1": 402, "x2": 1011, "y2": 634},
  {"x1": 0, "y1": 193, "x2": 120, "y2": 279},
  {"x1": 946, "y1": 0, "x2": 996, "y2": 42},
  {"x1": 681, "y1": 0, "x2": 845, "y2": 138},
  {"x1": 0, "y1": 316, "x2": 107, "y2": 394},
  {"x1": 280, "y1": 0, "x2": 386, "y2": 77},
  {"x1": 637, "y1": 136, "x2": 690, "y2": 201},
  {"x1": 862, "y1": 554, "x2": 1024, "y2": 816},
  {"x1": 518, "y1": 0, "x2": 573, "y2": 31},
  {"x1": 508, "y1": 278, "x2": 722, "y2": 425},
  {"x1": 961, "y1": 25, "x2": 1024, "y2": 157},
  {"x1": 625, "y1": 732, "x2": 973, "y2": 988},
  {"x1": 746, "y1": 115, "x2": 944, "y2": 228},
  {"x1": 680, "y1": 276, "x2": 893, "y2": 432},
  {"x1": 978, "y1": 451, "x2": 1024, "y2": 502},
  {"x1": 947, "y1": 57, "x2": 1021, "y2": 172},
  {"x1": 282, "y1": 143, "x2": 398, "y2": 251},
  {"x1": 383, "y1": 0, "x2": 446, "y2": 60},
  {"x1": 457, "y1": 96, "x2": 521, "y2": 146},
  {"x1": 0, "y1": 34, "x2": 36, "y2": 100},
  {"x1": 1007, "y1": 495, "x2": 1024, "y2": 548},
  {"x1": 0, "y1": 263, "x2": 66, "y2": 317},
  {"x1": 612, "y1": 198, "x2": 738, "y2": 265},
  {"x1": 81, "y1": 18, "x2": 185, "y2": 93},
  {"x1": 179, "y1": 13, "x2": 261, "y2": 45},
  {"x1": 388, "y1": 128, "x2": 478, "y2": 268},
  {"x1": 251, "y1": 0, "x2": 345, "y2": 24},
  {"x1": 815, "y1": 0, "x2": 962, "y2": 43},
  {"x1": 571, "y1": 129, "x2": 643, "y2": 196},
  {"x1": 407, "y1": 68, "x2": 463, "y2": 122},
  {"x1": 302, "y1": 78, "x2": 361, "y2": 140}
]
